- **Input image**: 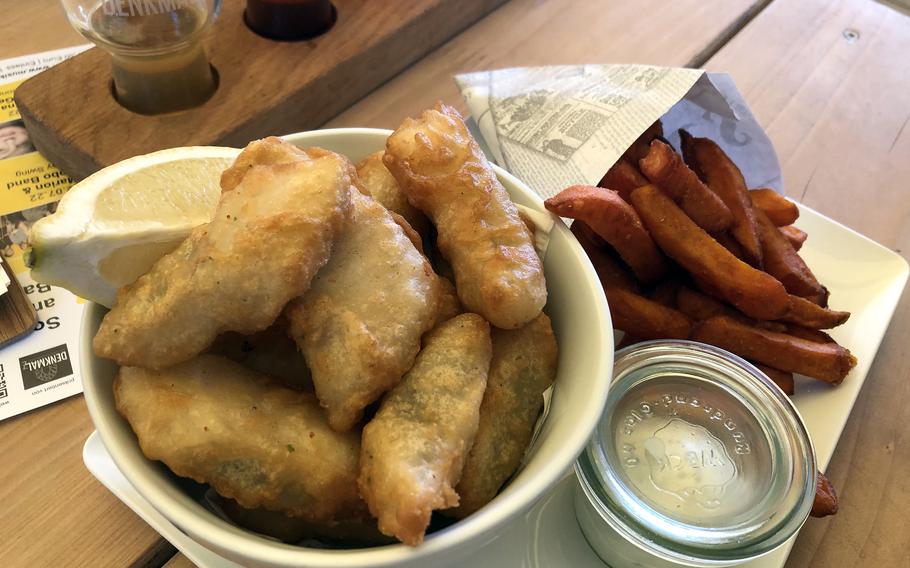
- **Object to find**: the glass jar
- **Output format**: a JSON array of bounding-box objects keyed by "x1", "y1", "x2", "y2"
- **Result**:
[
  {"x1": 60, "y1": 0, "x2": 222, "y2": 114},
  {"x1": 574, "y1": 340, "x2": 816, "y2": 567},
  {"x1": 245, "y1": 0, "x2": 336, "y2": 41}
]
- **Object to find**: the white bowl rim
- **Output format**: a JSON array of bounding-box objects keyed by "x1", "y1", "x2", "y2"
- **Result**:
[{"x1": 82, "y1": 127, "x2": 613, "y2": 567}]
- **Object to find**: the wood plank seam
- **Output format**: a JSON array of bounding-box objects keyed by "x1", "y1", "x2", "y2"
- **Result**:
[{"x1": 687, "y1": 0, "x2": 774, "y2": 67}]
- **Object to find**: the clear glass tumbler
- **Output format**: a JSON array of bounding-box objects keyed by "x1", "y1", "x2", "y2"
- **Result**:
[{"x1": 60, "y1": 0, "x2": 221, "y2": 114}]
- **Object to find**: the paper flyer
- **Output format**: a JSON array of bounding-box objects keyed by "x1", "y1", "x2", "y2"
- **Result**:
[
  {"x1": 455, "y1": 64, "x2": 783, "y2": 200},
  {"x1": 0, "y1": 44, "x2": 92, "y2": 422}
]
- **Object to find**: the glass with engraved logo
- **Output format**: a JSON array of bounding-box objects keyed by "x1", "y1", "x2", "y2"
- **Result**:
[
  {"x1": 60, "y1": 0, "x2": 221, "y2": 114},
  {"x1": 575, "y1": 340, "x2": 816, "y2": 567}
]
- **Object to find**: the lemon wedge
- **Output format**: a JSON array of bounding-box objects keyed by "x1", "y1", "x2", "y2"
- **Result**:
[{"x1": 28, "y1": 146, "x2": 240, "y2": 307}]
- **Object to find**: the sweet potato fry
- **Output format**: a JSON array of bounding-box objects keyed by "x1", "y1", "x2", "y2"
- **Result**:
[
  {"x1": 676, "y1": 286, "x2": 786, "y2": 332},
  {"x1": 690, "y1": 316, "x2": 856, "y2": 384},
  {"x1": 598, "y1": 159, "x2": 649, "y2": 202},
  {"x1": 570, "y1": 219, "x2": 606, "y2": 247},
  {"x1": 639, "y1": 140, "x2": 732, "y2": 233},
  {"x1": 779, "y1": 225, "x2": 807, "y2": 251},
  {"x1": 681, "y1": 130, "x2": 763, "y2": 267},
  {"x1": 605, "y1": 286, "x2": 692, "y2": 340},
  {"x1": 571, "y1": 223, "x2": 639, "y2": 292},
  {"x1": 546, "y1": 185, "x2": 668, "y2": 282},
  {"x1": 649, "y1": 279, "x2": 682, "y2": 308},
  {"x1": 616, "y1": 333, "x2": 645, "y2": 349},
  {"x1": 784, "y1": 325, "x2": 835, "y2": 344},
  {"x1": 750, "y1": 188, "x2": 799, "y2": 226},
  {"x1": 806, "y1": 287, "x2": 831, "y2": 308},
  {"x1": 676, "y1": 286, "x2": 736, "y2": 321},
  {"x1": 755, "y1": 321, "x2": 789, "y2": 333},
  {"x1": 811, "y1": 471, "x2": 839, "y2": 517},
  {"x1": 630, "y1": 185, "x2": 789, "y2": 320},
  {"x1": 751, "y1": 362, "x2": 795, "y2": 395},
  {"x1": 753, "y1": 207, "x2": 827, "y2": 301},
  {"x1": 777, "y1": 294, "x2": 850, "y2": 329},
  {"x1": 622, "y1": 120, "x2": 664, "y2": 164},
  {"x1": 715, "y1": 231, "x2": 747, "y2": 261}
]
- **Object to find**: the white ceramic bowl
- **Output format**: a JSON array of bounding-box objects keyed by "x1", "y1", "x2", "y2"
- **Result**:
[{"x1": 81, "y1": 128, "x2": 613, "y2": 567}]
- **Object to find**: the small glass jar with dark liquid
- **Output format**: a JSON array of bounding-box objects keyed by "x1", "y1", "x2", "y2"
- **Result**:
[{"x1": 245, "y1": 0, "x2": 336, "y2": 41}]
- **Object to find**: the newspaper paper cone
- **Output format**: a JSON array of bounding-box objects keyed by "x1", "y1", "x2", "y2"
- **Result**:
[{"x1": 455, "y1": 64, "x2": 783, "y2": 199}]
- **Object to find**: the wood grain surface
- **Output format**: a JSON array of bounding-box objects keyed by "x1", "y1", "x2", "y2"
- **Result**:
[
  {"x1": 705, "y1": 0, "x2": 910, "y2": 566},
  {"x1": 15, "y1": 0, "x2": 509, "y2": 180},
  {"x1": 0, "y1": 258, "x2": 37, "y2": 346},
  {"x1": 326, "y1": 0, "x2": 770, "y2": 129},
  {"x1": 163, "y1": 553, "x2": 197, "y2": 568},
  {"x1": 0, "y1": 0, "x2": 86, "y2": 57},
  {"x1": 0, "y1": 397, "x2": 175, "y2": 567},
  {"x1": 5, "y1": 0, "x2": 910, "y2": 567}
]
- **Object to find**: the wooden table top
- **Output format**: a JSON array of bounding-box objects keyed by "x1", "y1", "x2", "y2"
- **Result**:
[{"x1": 1, "y1": 0, "x2": 908, "y2": 566}]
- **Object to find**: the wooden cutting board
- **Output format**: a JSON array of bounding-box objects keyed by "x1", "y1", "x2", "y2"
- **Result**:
[
  {"x1": 0, "y1": 257, "x2": 36, "y2": 346},
  {"x1": 14, "y1": 0, "x2": 507, "y2": 181}
]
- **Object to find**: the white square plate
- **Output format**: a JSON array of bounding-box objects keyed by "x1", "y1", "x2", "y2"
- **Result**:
[
  {"x1": 787, "y1": 203, "x2": 908, "y2": 470},
  {"x1": 741, "y1": 203, "x2": 908, "y2": 567}
]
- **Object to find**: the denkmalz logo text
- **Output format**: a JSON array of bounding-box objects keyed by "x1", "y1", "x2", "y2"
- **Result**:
[{"x1": 20, "y1": 344, "x2": 73, "y2": 390}]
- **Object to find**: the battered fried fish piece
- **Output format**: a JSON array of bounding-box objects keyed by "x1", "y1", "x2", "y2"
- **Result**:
[
  {"x1": 435, "y1": 276, "x2": 463, "y2": 323},
  {"x1": 359, "y1": 314, "x2": 492, "y2": 545},
  {"x1": 449, "y1": 313, "x2": 558, "y2": 518},
  {"x1": 287, "y1": 189, "x2": 440, "y2": 432},
  {"x1": 94, "y1": 151, "x2": 351, "y2": 369},
  {"x1": 389, "y1": 211, "x2": 424, "y2": 254},
  {"x1": 384, "y1": 103, "x2": 547, "y2": 329},
  {"x1": 208, "y1": 320, "x2": 313, "y2": 392},
  {"x1": 114, "y1": 355, "x2": 365, "y2": 523},
  {"x1": 221, "y1": 137, "x2": 367, "y2": 195},
  {"x1": 356, "y1": 151, "x2": 430, "y2": 238},
  {"x1": 220, "y1": 136, "x2": 310, "y2": 191},
  {"x1": 216, "y1": 496, "x2": 392, "y2": 546}
]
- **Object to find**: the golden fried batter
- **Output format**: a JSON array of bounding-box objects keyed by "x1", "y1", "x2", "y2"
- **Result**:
[
  {"x1": 287, "y1": 189, "x2": 440, "y2": 432},
  {"x1": 384, "y1": 103, "x2": 546, "y2": 329},
  {"x1": 449, "y1": 313, "x2": 558, "y2": 518},
  {"x1": 435, "y1": 276, "x2": 463, "y2": 323},
  {"x1": 216, "y1": 496, "x2": 391, "y2": 545},
  {"x1": 220, "y1": 136, "x2": 310, "y2": 191},
  {"x1": 208, "y1": 319, "x2": 312, "y2": 392},
  {"x1": 94, "y1": 149, "x2": 351, "y2": 369},
  {"x1": 222, "y1": 136, "x2": 367, "y2": 195},
  {"x1": 356, "y1": 151, "x2": 430, "y2": 238},
  {"x1": 114, "y1": 355, "x2": 365, "y2": 524},
  {"x1": 359, "y1": 314, "x2": 492, "y2": 545}
]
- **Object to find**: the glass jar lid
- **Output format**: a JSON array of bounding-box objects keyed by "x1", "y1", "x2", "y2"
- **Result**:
[{"x1": 577, "y1": 340, "x2": 816, "y2": 564}]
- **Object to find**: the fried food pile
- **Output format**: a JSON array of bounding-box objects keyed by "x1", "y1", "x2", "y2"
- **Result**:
[
  {"x1": 100, "y1": 106, "x2": 558, "y2": 547},
  {"x1": 384, "y1": 104, "x2": 548, "y2": 329},
  {"x1": 545, "y1": 121, "x2": 851, "y2": 518}
]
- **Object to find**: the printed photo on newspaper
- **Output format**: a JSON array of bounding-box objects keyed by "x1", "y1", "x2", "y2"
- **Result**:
[{"x1": 0, "y1": 44, "x2": 91, "y2": 422}]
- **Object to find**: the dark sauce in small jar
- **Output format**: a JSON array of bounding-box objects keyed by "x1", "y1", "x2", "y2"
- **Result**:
[{"x1": 245, "y1": 0, "x2": 336, "y2": 41}]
